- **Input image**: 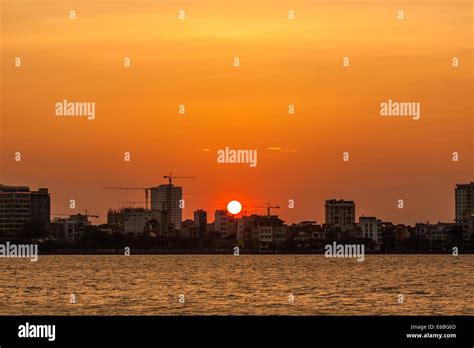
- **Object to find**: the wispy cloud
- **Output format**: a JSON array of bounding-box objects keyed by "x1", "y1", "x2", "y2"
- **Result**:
[{"x1": 267, "y1": 147, "x2": 297, "y2": 152}]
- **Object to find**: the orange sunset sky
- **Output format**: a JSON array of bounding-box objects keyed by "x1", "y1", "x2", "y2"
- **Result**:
[{"x1": 1, "y1": 0, "x2": 472, "y2": 225}]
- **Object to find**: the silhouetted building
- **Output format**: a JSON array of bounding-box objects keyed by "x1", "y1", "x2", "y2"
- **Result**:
[
  {"x1": 214, "y1": 210, "x2": 235, "y2": 237},
  {"x1": 194, "y1": 209, "x2": 207, "y2": 237},
  {"x1": 124, "y1": 208, "x2": 151, "y2": 234},
  {"x1": 394, "y1": 224, "x2": 410, "y2": 241},
  {"x1": 181, "y1": 219, "x2": 198, "y2": 238},
  {"x1": 0, "y1": 185, "x2": 30, "y2": 238},
  {"x1": 325, "y1": 199, "x2": 355, "y2": 231},
  {"x1": 467, "y1": 216, "x2": 474, "y2": 240},
  {"x1": 253, "y1": 215, "x2": 287, "y2": 249},
  {"x1": 359, "y1": 216, "x2": 382, "y2": 244},
  {"x1": 151, "y1": 185, "x2": 182, "y2": 231},
  {"x1": 108, "y1": 207, "x2": 151, "y2": 234},
  {"x1": 0, "y1": 184, "x2": 50, "y2": 238},
  {"x1": 30, "y1": 188, "x2": 51, "y2": 229},
  {"x1": 455, "y1": 182, "x2": 474, "y2": 223},
  {"x1": 107, "y1": 208, "x2": 125, "y2": 232},
  {"x1": 144, "y1": 218, "x2": 160, "y2": 238},
  {"x1": 238, "y1": 214, "x2": 259, "y2": 243},
  {"x1": 415, "y1": 222, "x2": 463, "y2": 243},
  {"x1": 51, "y1": 214, "x2": 90, "y2": 241},
  {"x1": 291, "y1": 221, "x2": 324, "y2": 248}
]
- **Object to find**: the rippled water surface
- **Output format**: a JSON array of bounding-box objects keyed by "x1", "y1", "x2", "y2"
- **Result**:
[{"x1": 0, "y1": 255, "x2": 472, "y2": 315}]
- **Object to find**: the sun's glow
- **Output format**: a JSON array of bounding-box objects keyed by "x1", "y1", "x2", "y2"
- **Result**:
[{"x1": 227, "y1": 200, "x2": 242, "y2": 215}]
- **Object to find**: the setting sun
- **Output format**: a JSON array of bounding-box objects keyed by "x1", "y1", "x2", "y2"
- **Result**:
[{"x1": 227, "y1": 200, "x2": 242, "y2": 215}]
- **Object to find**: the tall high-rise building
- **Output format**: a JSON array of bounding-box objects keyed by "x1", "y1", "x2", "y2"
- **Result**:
[
  {"x1": 0, "y1": 185, "x2": 50, "y2": 238},
  {"x1": 455, "y1": 182, "x2": 474, "y2": 223},
  {"x1": 325, "y1": 199, "x2": 355, "y2": 231},
  {"x1": 194, "y1": 209, "x2": 207, "y2": 237},
  {"x1": 150, "y1": 184, "x2": 183, "y2": 231},
  {"x1": 0, "y1": 185, "x2": 30, "y2": 238},
  {"x1": 30, "y1": 188, "x2": 51, "y2": 229}
]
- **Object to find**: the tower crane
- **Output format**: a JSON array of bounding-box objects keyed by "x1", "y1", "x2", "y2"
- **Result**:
[
  {"x1": 52, "y1": 211, "x2": 99, "y2": 219},
  {"x1": 163, "y1": 172, "x2": 196, "y2": 185},
  {"x1": 102, "y1": 187, "x2": 151, "y2": 210},
  {"x1": 253, "y1": 203, "x2": 280, "y2": 216},
  {"x1": 117, "y1": 201, "x2": 146, "y2": 207},
  {"x1": 103, "y1": 174, "x2": 196, "y2": 232}
]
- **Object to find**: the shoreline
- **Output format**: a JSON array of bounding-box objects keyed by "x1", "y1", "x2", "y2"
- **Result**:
[{"x1": 36, "y1": 249, "x2": 474, "y2": 255}]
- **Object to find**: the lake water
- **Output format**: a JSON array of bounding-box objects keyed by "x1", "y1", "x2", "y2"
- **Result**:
[{"x1": 0, "y1": 255, "x2": 472, "y2": 315}]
